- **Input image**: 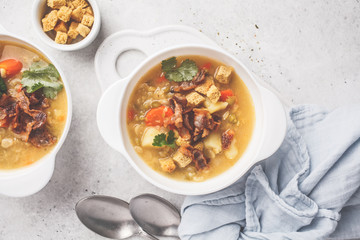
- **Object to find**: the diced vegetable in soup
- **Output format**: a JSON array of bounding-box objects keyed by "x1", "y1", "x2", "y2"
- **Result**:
[
  {"x1": 127, "y1": 56, "x2": 255, "y2": 182},
  {"x1": 0, "y1": 41, "x2": 67, "y2": 169}
]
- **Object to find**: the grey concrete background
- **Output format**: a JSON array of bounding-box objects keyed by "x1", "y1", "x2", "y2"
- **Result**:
[{"x1": 0, "y1": 0, "x2": 359, "y2": 239}]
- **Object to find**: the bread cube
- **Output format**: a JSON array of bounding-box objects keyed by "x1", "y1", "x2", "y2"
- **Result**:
[
  {"x1": 186, "y1": 92, "x2": 205, "y2": 106},
  {"x1": 193, "y1": 142, "x2": 204, "y2": 151},
  {"x1": 215, "y1": 66, "x2": 232, "y2": 84},
  {"x1": 55, "y1": 31, "x2": 68, "y2": 44},
  {"x1": 47, "y1": 0, "x2": 66, "y2": 9},
  {"x1": 173, "y1": 150, "x2": 192, "y2": 168},
  {"x1": 41, "y1": 10, "x2": 58, "y2": 32},
  {"x1": 76, "y1": 23, "x2": 90, "y2": 37},
  {"x1": 72, "y1": 0, "x2": 88, "y2": 8},
  {"x1": 175, "y1": 136, "x2": 190, "y2": 147},
  {"x1": 159, "y1": 158, "x2": 176, "y2": 173},
  {"x1": 81, "y1": 14, "x2": 94, "y2": 27},
  {"x1": 206, "y1": 85, "x2": 221, "y2": 103},
  {"x1": 84, "y1": 6, "x2": 93, "y2": 15},
  {"x1": 195, "y1": 76, "x2": 214, "y2": 95},
  {"x1": 54, "y1": 21, "x2": 68, "y2": 32},
  {"x1": 57, "y1": 6, "x2": 72, "y2": 22},
  {"x1": 67, "y1": 22, "x2": 79, "y2": 39},
  {"x1": 71, "y1": 6, "x2": 84, "y2": 22}
]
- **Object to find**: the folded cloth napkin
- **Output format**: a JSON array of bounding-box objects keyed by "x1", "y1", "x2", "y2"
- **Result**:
[{"x1": 179, "y1": 105, "x2": 360, "y2": 240}]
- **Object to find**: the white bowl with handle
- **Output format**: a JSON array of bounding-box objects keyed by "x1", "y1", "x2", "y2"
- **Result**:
[
  {"x1": 96, "y1": 33, "x2": 286, "y2": 195},
  {"x1": 0, "y1": 25, "x2": 72, "y2": 197}
]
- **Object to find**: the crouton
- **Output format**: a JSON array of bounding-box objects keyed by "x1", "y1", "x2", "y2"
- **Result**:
[
  {"x1": 72, "y1": 0, "x2": 88, "y2": 8},
  {"x1": 67, "y1": 22, "x2": 79, "y2": 39},
  {"x1": 206, "y1": 85, "x2": 221, "y2": 103},
  {"x1": 76, "y1": 23, "x2": 90, "y2": 37},
  {"x1": 195, "y1": 76, "x2": 214, "y2": 95},
  {"x1": 54, "y1": 21, "x2": 68, "y2": 32},
  {"x1": 57, "y1": 6, "x2": 72, "y2": 22},
  {"x1": 193, "y1": 142, "x2": 204, "y2": 151},
  {"x1": 186, "y1": 92, "x2": 205, "y2": 106},
  {"x1": 71, "y1": 6, "x2": 84, "y2": 22},
  {"x1": 81, "y1": 14, "x2": 94, "y2": 27},
  {"x1": 159, "y1": 158, "x2": 176, "y2": 173},
  {"x1": 173, "y1": 150, "x2": 192, "y2": 168},
  {"x1": 215, "y1": 66, "x2": 232, "y2": 84},
  {"x1": 55, "y1": 31, "x2": 68, "y2": 44},
  {"x1": 47, "y1": 0, "x2": 66, "y2": 9},
  {"x1": 84, "y1": 6, "x2": 93, "y2": 15},
  {"x1": 67, "y1": 0, "x2": 75, "y2": 9},
  {"x1": 176, "y1": 136, "x2": 190, "y2": 147},
  {"x1": 41, "y1": 10, "x2": 58, "y2": 32}
]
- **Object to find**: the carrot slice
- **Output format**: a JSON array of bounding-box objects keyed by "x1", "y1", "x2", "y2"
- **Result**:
[
  {"x1": 155, "y1": 75, "x2": 168, "y2": 84},
  {"x1": 145, "y1": 106, "x2": 174, "y2": 126},
  {"x1": 0, "y1": 59, "x2": 23, "y2": 77},
  {"x1": 201, "y1": 62, "x2": 211, "y2": 70},
  {"x1": 220, "y1": 89, "x2": 234, "y2": 101}
]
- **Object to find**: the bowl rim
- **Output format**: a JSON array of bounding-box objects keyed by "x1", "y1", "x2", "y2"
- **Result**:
[
  {"x1": 103, "y1": 44, "x2": 267, "y2": 195},
  {"x1": 0, "y1": 30, "x2": 73, "y2": 176},
  {"x1": 31, "y1": 0, "x2": 101, "y2": 51}
]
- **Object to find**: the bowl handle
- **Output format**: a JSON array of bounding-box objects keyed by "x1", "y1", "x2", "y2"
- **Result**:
[
  {"x1": 0, "y1": 155, "x2": 55, "y2": 197},
  {"x1": 256, "y1": 85, "x2": 287, "y2": 161},
  {"x1": 97, "y1": 78, "x2": 129, "y2": 153}
]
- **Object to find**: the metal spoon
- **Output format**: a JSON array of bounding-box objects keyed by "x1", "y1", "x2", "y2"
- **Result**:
[
  {"x1": 129, "y1": 194, "x2": 181, "y2": 238},
  {"x1": 75, "y1": 195, "x2": 157, "y2": 239}
]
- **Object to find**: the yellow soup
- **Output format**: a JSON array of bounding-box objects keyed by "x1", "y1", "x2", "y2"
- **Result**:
[
  {"x1": 127, "y1": 55, "x2": 255, "y2": 182},
  {"x1": 0, "y1": 41, "x2": 68, "y2": 169}
]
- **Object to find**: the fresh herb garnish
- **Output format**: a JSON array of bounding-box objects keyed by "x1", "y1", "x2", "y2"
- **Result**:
[
  {"x1": 161, "y1": 57, "x2": 198, "y2": 82},
  {"x1": 152, "y1": 130, "x2": 177, "y2": 148},
  {"x1": 0, "y1": 76, "x2": 7, "y2": 95},
  {"x1": 21, "y1": 63, "x2": 63, "y2": 99}
]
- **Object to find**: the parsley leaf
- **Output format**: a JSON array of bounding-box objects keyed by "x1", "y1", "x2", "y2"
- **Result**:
[
  {"x1": 21, "y1": 63, "x2": 63, "y2": 99},
  {"x1": 161, "y1": 57, "x2": 177, "y2": 72},
  {"x1": 152, "y1": 130, "x2": 177, "y2": 148},
  {"x1": 177, "y1": 59, "x2": 199, "y2": 81},
  {"x1": 0, "y1": 76, "x2": 7, "y2": 95},
  {"x1": 161, "y1": 57, "x2": 199, "y2": 82}
]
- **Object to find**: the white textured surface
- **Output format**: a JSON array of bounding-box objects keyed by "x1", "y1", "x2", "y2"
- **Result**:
[{"x1": 0, "y1": 0, "x2": 359, "y2": 239}]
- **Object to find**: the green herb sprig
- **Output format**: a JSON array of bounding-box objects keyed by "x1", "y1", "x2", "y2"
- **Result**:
[
  {"x1": 152, "y1": 130, "x2": 177, "y2": 148},
  {"x1": 161, "y1": 57, "x2": 198, "y2": 82}
]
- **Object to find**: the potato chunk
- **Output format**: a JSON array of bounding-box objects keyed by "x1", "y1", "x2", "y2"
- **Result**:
[
  {"x1": 204, "y1": 133, "x2": 222, "y2": 154},
  {"x1": 204, "y1": 99, "x2": 228, "y2": 114},
  {"x1": 141, "y1": 127, "x2": 161, "y2": 147},
  {"x1": 225, "y1": 139, "x2": 238, "y2": 160},
  {"x1": 215, "y1": 65, "x2": 232, "y2": 84}
]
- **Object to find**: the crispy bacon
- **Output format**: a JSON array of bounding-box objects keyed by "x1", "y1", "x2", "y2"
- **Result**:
[
  {"x1": 0, "y1": 91, "x2": 55, "y2": 147},
  {"x1": 222, "y1": 129, "x2": 235, "y2": 150},
  {"x1": 193, "y1": 149, "x2": 209, "y2": 170},
  {"x1": 192, "y1": 69, "x2": 206, "y2": 84}
]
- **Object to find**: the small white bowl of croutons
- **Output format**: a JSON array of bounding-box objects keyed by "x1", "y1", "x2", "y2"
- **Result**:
[{"x1": 32, "y1": 0, "x2": 101, "y2": 51}]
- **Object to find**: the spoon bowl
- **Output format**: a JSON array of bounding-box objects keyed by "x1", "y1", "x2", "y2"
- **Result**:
[
  {"x1": 129, "y1": 194, "x2": 181, "y2": 237},
  {"x1": 75, "y1": 195, "x2": 154, "y2": 239}
]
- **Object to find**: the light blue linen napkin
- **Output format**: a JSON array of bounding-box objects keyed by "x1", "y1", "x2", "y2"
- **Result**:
[{"x1": 179, "y1": 105, "x2": 360, "y2": 240}]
